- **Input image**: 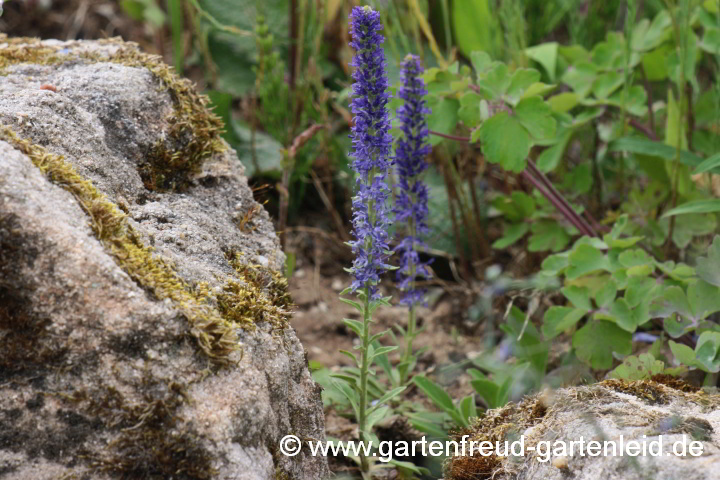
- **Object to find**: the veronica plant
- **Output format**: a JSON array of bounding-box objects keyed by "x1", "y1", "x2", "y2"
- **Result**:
[
  {"x1": 394, "y1": 54, "x2": 432, "y2": 383},
  {"x1": 333, "y1": 6, "x2": 406, "y2": 476}
]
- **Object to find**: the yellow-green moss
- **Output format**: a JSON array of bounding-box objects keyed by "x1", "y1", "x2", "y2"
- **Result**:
[
  {"x1": 221, "y1": 253, "x2": 292, "y2": 329},
  {"x1": 1, "y1": 126, "x2": 238, "y2": 362},
  {"x1": 0, "y1": 35, "x2": 225, "y2": 191}
]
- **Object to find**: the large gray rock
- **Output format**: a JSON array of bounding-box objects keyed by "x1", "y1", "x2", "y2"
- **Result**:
[
  {"x1": 447, "y1": 379, "x2": 720, "y2": 480},
  {"x1": 0, "y1": 36, "x2": 328, "y2": 480}
]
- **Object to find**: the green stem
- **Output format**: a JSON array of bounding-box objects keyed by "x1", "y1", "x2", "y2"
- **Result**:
[{"x1": 358, "y1": 287, "x2": 372, "y2": 474}]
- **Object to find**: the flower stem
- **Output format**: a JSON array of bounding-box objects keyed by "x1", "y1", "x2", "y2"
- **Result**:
[{"x1": 358, "y1": 287, "x2": 372, "y2": 474}]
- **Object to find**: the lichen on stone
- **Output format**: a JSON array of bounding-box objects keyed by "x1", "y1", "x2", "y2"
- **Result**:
[
  {"x1": 0, "y1": 34, "x2": 226, "y2": 192},
  {"x1": 0, "y1": 126, "x2": 238, "y2": 363}
]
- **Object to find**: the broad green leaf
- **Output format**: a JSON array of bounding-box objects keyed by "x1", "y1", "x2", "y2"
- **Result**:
[
  {"x1": 536, "y1": 130, "x2": 573, "y2": 172},
  {"x1": 669, "y1": 340, "x2": 698, "y2": 367},
  {"x1": 664, "y1": 314, "x2": 694, "y2": 338},
  {"x1": 700, "y1": 27, "x2": 720, "y2": 54},
  {"x1": 695, "y1": 332, "x2": 720, "y2": 373},
  {"x1": 688, "y1": 279, "x2": 720, "y2": 320},
  {"x1": 413, "y1": 375, "x2": 454, "y2": 412},
  {"x1": 541, "y1": 252, "x2": 570, "y2": 273},
  {"x1": 458, "y1": 92, "x2": 482, "y2": 128},
  {"x1": 232, "y1": 122, "x2": 283, "y2": 177},
  {"x1": 528, "y1": 220, "x2": 572, "y2": 252},
  {"x1": 477, "y1": 63, "x2": 511, "y2": 99},
  {"x1": 471, "y1": 378, "x2": 501, "y2": 408},
  {"x1": 625, "y1": 277, "x2": 657, "y2": 308},
  {"x1": 642, "y1": 43, "x2": 672, "y2": 81},
  {"x1": 562, "y1": 286, "x2": 593, "y2": 311},
  {"x1": 651, "y1": 286, "x2": 693, "y2": 319},
  {"x1": 525, "y1": 42, "x2": 559, "y2": 81},
  {"x1": 610, "y1": 353, "x2": 665, "y2": 380},
  {"x1": 566, "y1": 245, "x2": 610, "y2": 280},
  {"x1": 562, "y1": 60, "x2": 597, "y2": 98},
  {"x1": 637, "y1": 10, "x2": 671, "y2": 51},
  {"x1": 506, "y1": 68, "x2": 541, "y2": 105},
  {"x1": 548, "y1": 92, "x2": 579, "y2": 113},
  {"x1": 522, "y1": 82, "x2": 558, "y2": 99},
  {"x1": 427, "y1": 97, "x2": 460, "y2": 146},
  {"x1": 595, "y1": 278, "x2": 617, "y2": 308},
  {"x1": 478, "y1": 112, "x2": 530, "y2": 172},
  {"x1": 605, "y1": 298, "x2": 638, "y2": 332},
  {"x1": 515, "y1": 96, "x2": 557, "y2": 140},
  {"x1": 452, "y1": 0, "x2": 502, "y2": 58},
  {"x1": 592, "y1": 71, "x2": 624, "y2": 99},
  {"x1": 492, "y1": 223, "x2": 530, "y2": 249},
  {"x1": 696, "y1": 236, "x2": 720, "y2": 287},
  {"x1": 542, "y1": 306, "x2": 587, "y2": 339},
  {"x1": 572, "y1": 320, "x2": 633, "y2": 369},
  {"x1": 470, "y1": 51, "x2": 493, "y2": 75},
  {"x1": 662, "y1": 199, "x2": 720, "y2": 217}
]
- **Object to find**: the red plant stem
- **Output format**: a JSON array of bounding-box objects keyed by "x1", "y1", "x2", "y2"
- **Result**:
[
  {"x1": 429, "y1": 130, "x2": 599, "y2": 237},
  {"x1": 526, "y1": 160, "x2": 598, "y2": 237},
  {"x1": 521, "y1": 171, "x2": 593, "y2": 236}
]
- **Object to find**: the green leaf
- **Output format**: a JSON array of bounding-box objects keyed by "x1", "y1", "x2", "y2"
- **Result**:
[
  {"x1": 609, "y1": 137, "x2": 711, "y2": 172},
  {"x1": 536, "y1": 130, "x2": 573, "y2": 172},
  {"x1": 595, "y1": 278, "x2": 617, "y2": 308},
  {"x1": 506, "y1": 69, "x2": 541, "y2": 105},
  {"x1": 427, "y1": 98, "x2": 460, "y2": 146},
  {"x1": 542, "y1": 306, "x2": 587, "y2": 339},
  {"x1": 232, "y1": 122, "x2": 284, "y2": 177},
  {"x1": 696, "y1": 236, "x2": 720, "y2": 287},
  {"x1": 695, "y1": 332, "x2": 720, "y2": 373},
  {"x1": 688, "y1": 280, "x2": 720, "y2": 320},
  {"x1": 662, "y1": 199, "x2": 720, "y2": 217},
  {"x1": 452, "y1": 0, "x2": 502, "y2": 58},
  {"x1": 541, "y1": 252, "x2": 570, "y2": 273},
  {"x1": 413, "y1": 376, "x2": 455, "y2": 413},
  {"x1": 528, "y1": 220, "x2": 571, "y2": 252},
  {"x1": 343, "y1": 318, "x2": 365, "y2": 337},
  {"x1": 471, "y1": 378, "x2": 501, "y2": 408},
  {"x1": 548, "y1": 92, "x2": 579, "y2": 113},
  {"x1": 572, "y1": 321, "x2": 632, "y2": 369},
  {"x1": 592, "y1": 71, "x2": 624, "y2": 99},
  {"x1": 566, "y1": 245, "x2": 610, "y2": 280},
  {"x1": 470, "y1": 51, "x2": 493, "y2": 76},
  {"x1": 562, "y1": 286, "x2": 593, "y2": 311},
  {"x1": 669, "y1": 340, "x2": 698, "y2": 367},
  {"x1": 458, "y1": 92, "x2": 482, "y2": 127},
  {"x1": 700, "y1": 27, "x2": 720, "y2": 54},
  {"x1": 477, "y1": 63, "x2": 511, "y2": 99},
  {"x1": 562, "y1": 60, "x2": 597, "y2": 98},
  {"x1": 693, "y1": 152, "x2": 720, "y2": 174},
  {"x1": 625, "y1": 277, "x2": 657, "y2": 308},
  {"x1": 478, "y1": 112, "x2": 530, "y2": 172},
  {"x1": 492, "y1": 223, "x2": 530, "y2": 249},
  {"x1": 525, "y1": 42, "x2": 558, "y2": 81},
  {"x1": 610, "y1": 353, "x2": 665, "y2": 380},
  {"x1": 514, "y1": 96, "x2": 557, "y2": 140},
  {"x1": 459, "y1": 395, "x2": 477, "y2": 424},
  {"x1": 607, "y1": 298, "x2": 638, "y2": 332},
  {"x1": 369, "y1": 386, "x2": 406, "y2": 412}
]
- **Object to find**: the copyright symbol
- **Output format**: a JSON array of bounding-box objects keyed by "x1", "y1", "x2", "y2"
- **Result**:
[{"x1": 280, "y1": 435, "x2": 302, "y2": 457}]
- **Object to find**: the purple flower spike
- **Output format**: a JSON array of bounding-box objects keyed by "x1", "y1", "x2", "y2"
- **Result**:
[
  {"x1": 347, "y1": 6, "x2": 393, "y2": 299},
  {"x1": 394, "y1": 54, "x2": 432, "y2": 307}
]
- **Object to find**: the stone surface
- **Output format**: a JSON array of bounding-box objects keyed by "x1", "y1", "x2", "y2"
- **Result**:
[
  {"x1": 447, "y1": 379, "x2": 720, "y2": 480},
  {"x1": 0, "y1": 37, "x2": 328, "y2": 480}
]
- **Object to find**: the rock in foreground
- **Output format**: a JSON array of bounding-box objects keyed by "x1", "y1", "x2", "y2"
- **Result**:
[
  {"x1": 0, "y1": 36, "x2": 328, "y2": 480},
  {"x1": 447, "y1": 379, "x2": 720, "y2": 480}
]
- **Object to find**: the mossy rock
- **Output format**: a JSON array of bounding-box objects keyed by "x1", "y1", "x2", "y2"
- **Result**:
[
  {"x1": 0, "y1": 37, "x2": 327, "y2": 480},
  {"x1": 447, "y1": 379, "x2": 720, "y2": 480}
]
